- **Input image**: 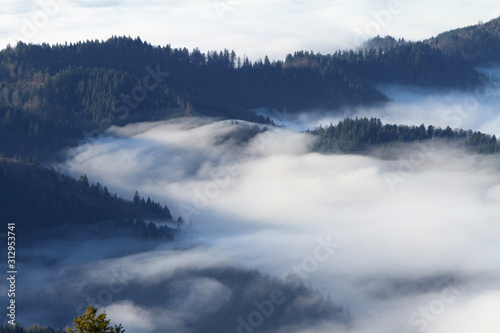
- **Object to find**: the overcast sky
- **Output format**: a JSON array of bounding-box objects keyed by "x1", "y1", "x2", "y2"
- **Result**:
[{"x1": 1, "y1": 0, "x2": 499, "y2": 60}]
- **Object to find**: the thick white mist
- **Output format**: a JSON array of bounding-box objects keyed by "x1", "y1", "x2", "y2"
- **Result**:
[{"x1": 59, "y1": 109, "x2": 500, "y2": 333}]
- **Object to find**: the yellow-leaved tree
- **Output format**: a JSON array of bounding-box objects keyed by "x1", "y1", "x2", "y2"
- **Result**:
[{"x1": 66, "y1": 305, "x2": 125, "y2": 333}]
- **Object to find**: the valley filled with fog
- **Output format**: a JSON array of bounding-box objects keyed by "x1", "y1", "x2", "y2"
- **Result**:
[
  {"x1": 18, "y1": 70, "x2": 498, "y2": 333},
  {"x1": 257, "y1": 66, "x2": 500, "y2": 137}
]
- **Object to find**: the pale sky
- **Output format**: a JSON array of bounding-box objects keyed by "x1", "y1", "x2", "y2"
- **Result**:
[{"x1": 1, "y1": 0, "x2": 499, "y2": 60}]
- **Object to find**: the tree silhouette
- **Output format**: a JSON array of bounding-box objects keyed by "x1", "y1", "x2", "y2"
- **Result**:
[{"x1": 133, "y1": 190, "x2": 141, "y2": 205}]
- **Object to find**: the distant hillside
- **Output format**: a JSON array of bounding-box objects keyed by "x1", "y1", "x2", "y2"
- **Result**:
[
  {"x1": 426, "y1": 16, "x2": 500, "y2": 64},
  {"x1": 0, "y1": 157, "x2": 177, "y2": 236},
  {"x1": 0, "y1": 37, "x2": 387, "y2": 119},
  {"x1": 0, "y1": 36, "x2": 484, "y2": 160},
  {"x1": 22, "y1": 266, "x2": 349, "y2": 332},
  {"x1": 309, "y1": 117, "x2": 500, "y2": 154},
  {"x1": 294, "y1": 42, "x2": 479, "y2": 87}
]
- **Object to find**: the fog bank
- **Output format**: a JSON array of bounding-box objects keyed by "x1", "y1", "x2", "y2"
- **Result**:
[{"x1": 53, "y1": 115, "x2": 500, "y2": 332}]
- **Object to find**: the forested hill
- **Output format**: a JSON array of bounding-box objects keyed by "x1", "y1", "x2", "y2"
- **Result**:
[
  {"x1": 0, "y1": 157, "x2": 178, "y2": 237},
  {"x1": 365, "y1": 16, "x2": 500, "y2": 65},
  {"x1": 426, "y1": 16, "x2": 500, "y2": 64},
  {"x1": 309, "y1": 117, "x2": 500, "y2": 154},
  {"x1": 287, "y1": 41, "x2": 478, "y2": 88},
  {"x1": 0, "y1": 36, "x2": 484, "y2": 160},
  {"x1": 0, "y1": 36, "x2": 388, "y2": 121}
]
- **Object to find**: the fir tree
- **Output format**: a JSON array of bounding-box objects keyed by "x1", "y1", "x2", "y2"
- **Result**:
[{"x1": 66, "y1": 305, "x2": 124, "y2": 333}]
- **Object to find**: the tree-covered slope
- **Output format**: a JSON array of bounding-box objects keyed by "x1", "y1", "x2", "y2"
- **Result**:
[
  {"x1": 286, "y1": 42, "x2": 479, "y2": 88},
  {"x1": 0, "y1": 157, "x2": 177, "y2": 236},
  {"x1": 0, "y1": 36, "x2": 485, "y2": 160},
  {"x1": 309, "y1": 117, "x2": 500, "y2": 154},
  {"x1": 426, "y1": 16, "x2": 500, "y2": 64},
  {"x1": 0, "y1": 36, "x2": 388, "y2": 120}
]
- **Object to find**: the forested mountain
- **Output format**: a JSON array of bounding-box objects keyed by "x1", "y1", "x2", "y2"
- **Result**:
[
  {"x1": 0, "y1": 36, "x2": 484, "y2": 160},
  {"x1": 426, "y1": 16, "x2": 500, "y2": 64},
  {"x1": 0, "y1": 157, "x2": 177, "y2": 237},
  {"x1": 288, "y1": 41, "x2": 478, "y2": 87},
  {"x1": 363, "y1": 17, "x2": 500, "y2": 65},
  {"x1": 309, "y1": 117, "x2": 500, "y2": 154}
]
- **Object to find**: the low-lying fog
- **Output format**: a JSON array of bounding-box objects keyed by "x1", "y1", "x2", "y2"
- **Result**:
[
  {"x1": 18, "y1": 74, "x2": 500, "y2": 332},
  {"x1": 257, "y1": 67, "x2": 500, "y2": 138}
]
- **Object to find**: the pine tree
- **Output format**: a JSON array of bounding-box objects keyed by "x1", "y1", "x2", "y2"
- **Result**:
[
  {"x1": 79, "y1": 174, "x2": 89, "y2": 187},
  {"x1": 66, "y1": 305, "x2": 124, "y2": 333},
  {"x1": 133, "y1": 190, "x2": 141, "y2": 204}
]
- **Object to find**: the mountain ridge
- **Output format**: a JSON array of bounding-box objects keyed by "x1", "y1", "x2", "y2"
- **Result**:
[
  {"x1": 425, "y1": 16, "x2": 500, "y2": 64},
  {"x1": 0, "y1": 30, "x2": 487, "y2": 161}
]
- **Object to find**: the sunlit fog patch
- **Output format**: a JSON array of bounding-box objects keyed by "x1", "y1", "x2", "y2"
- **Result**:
[
  {"x1": 486, "y1": 184, "x2": 500, "y2": 202},
  {"x1": 105, "y1": 301, "x2": 155, "y2": 332},
  {"x1": 375, "y1": 83, "x2": 500, "y2": 135},
  {"x1": 426, "y1": 290, "x2": 500, "y2": 333},
  {"x1": 85, "y1": 247, "x2": 234, "y2": 286}
]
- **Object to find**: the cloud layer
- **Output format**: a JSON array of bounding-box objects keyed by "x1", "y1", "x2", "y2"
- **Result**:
[{"x1": 56, "y1": 91, "x2": 500, "y2": 332}]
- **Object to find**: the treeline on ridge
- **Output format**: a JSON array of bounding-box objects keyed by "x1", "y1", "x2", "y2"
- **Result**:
[
  {"x1": 288, "y1": 41, "x2": 478, "y2": 88},
  {"x1": 0, "y1": 157, "x2": 179, "y2": 238},
  {"x1": 309, "y1": 117, "x2": 500, "y2": 154},
  {"x1": 426, "y1": 15, "x2": 500, "y2": 64},
  {"x1": 0, "y1": 36, "x2": 484, "y2": 160}
]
